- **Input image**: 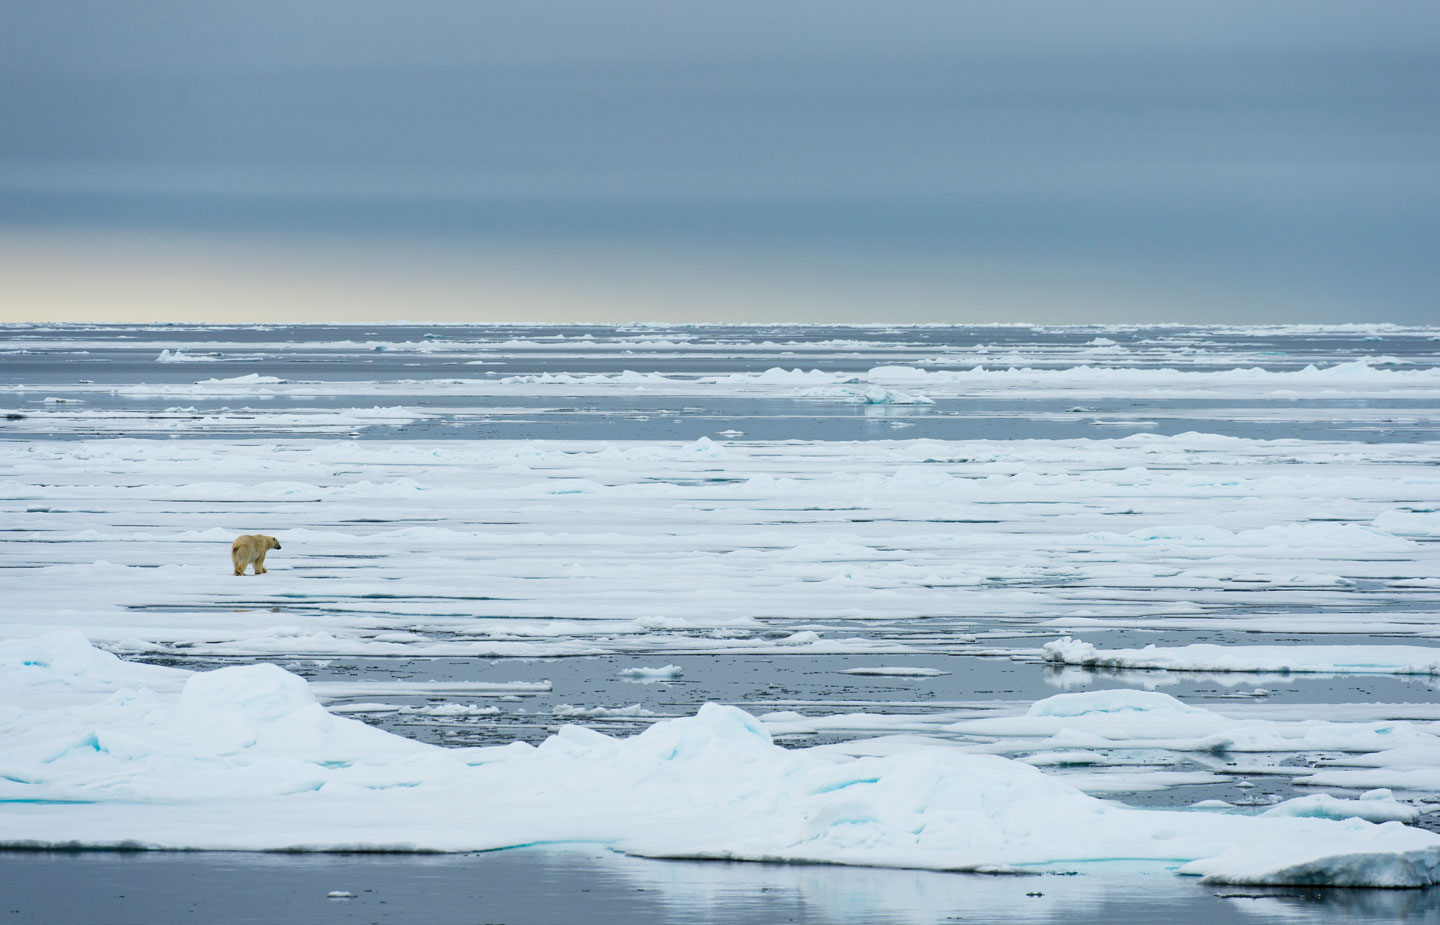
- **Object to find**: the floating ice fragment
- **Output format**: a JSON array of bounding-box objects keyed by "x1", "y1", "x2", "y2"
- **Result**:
[
  {"x1": 1025, "y1": 688, "x2": 1210, "y2": 718},
  {"x1": 198, "y1": 374, "x2": 285, "y2": 385},
  {"x1": 1262, "y1": 791, "x2": 1419, "y2": 824},
  {"x1": 866, "y1": 365, "x2": 932, "y2": 381},
  {"x1": 552, "y1": 703, "x2": 655, "y2": 719},
  {"x1": 860, "y1": 386, "x2": 934, "y2": 405},
  {"x1": 156, "y1": 349, "x2": 221, "y2": 363},
  {"x1": 619, "y1": 665, "x2": 684, "y2": 681}
]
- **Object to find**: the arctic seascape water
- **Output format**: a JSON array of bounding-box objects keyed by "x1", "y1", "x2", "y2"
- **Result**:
[{"x1": 3, "y1": 323, "x2": 1440, "y2": 922}]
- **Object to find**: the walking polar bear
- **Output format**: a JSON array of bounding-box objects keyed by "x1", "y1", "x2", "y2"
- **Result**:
[{"x1": 232, "y1": 534, "x2": 282, "y2": 575}]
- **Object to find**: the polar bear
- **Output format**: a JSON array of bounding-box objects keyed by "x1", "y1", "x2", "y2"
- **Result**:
[{"x1": 232, "y1": 534, "x2": 282, "y2": 576}]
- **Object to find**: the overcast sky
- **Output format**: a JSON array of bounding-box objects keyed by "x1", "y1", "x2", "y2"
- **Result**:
[{"x1": 1, "y1": 1, "x2": 1436, "y2": 323}]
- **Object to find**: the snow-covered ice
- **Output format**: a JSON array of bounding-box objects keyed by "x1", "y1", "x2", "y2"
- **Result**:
[
  {"x1": 3, "y1": 633, "x2": 1440, "y2": 887},
  {"x1": 619, "y1": 666, "x2": 685, "y2": 681},
  {"x1": 3, "y1": 432, "x2": 1437, "y2": 658}
]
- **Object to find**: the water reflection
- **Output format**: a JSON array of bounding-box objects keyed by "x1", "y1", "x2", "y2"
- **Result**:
[
  {"x1": 4, "y1": 836, "x2": 1439, "y2": 923},
  {"x1": 597, "y1": 850, "x2": 1440, "y2": 924}
]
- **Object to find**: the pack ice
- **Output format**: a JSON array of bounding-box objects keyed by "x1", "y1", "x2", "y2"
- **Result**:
[{"x1": 4, "y1": 632, "x2": 1439, "y2": 888}]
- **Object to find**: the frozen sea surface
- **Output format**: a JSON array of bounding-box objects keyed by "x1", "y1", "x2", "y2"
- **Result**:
[{"x1": 3, "y1": 323, "x2": 1440, "y2": 917}]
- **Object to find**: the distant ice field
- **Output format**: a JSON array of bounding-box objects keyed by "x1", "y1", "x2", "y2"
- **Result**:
[
  {"x1": 4, "y1": 322, "x2": 1439, "y2": 442},
  {"x1": 3, "y1": 323, "x2": 1440, "y2": 890}
]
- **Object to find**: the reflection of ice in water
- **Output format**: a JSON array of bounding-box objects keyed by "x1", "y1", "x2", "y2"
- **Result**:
[
  {"x1": 1043, "y1": 664, "x2": 1332, "y2": 692},
  {"x1": 1044, "y1": 665, "x2": 1100, "y2": 689},
  {"x1": 601, "y1": 848, "x2": 1439, "y2": 924},
  {"x1": 1219, "y1": 887, "x2": 1440, "y2": 924}
]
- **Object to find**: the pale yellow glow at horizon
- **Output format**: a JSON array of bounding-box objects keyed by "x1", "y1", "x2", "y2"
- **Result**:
[{"x1": 0, "y1": 229, "x2": 1310, "y2": 326}]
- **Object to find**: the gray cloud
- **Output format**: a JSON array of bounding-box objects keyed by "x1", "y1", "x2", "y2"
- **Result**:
[{"x1": 1, "y1": 1, "x2": 1437, "y2": 322}]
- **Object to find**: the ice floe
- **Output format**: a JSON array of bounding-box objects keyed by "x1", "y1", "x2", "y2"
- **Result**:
[
  {"x1": 2, "y1": 430, "x2": 1437, "y2": 659},
  {"x1": 619, "y1": 666, "x2": 685, "y2": 681},
  {"x1": 2, "y1": 633, "x2": 1439, "y2": 888}
]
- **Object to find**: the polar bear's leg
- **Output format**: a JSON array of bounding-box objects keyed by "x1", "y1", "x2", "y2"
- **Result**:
[{"x1": 233, "y1": 538, "x2": 258, "y2": 575}]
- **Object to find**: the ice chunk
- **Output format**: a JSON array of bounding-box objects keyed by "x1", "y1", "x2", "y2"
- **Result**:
[
  {"x1": 552, "y1": 703, "x2": 655, "y2": 718},
  {"x1": 1025, "y1": 689, "x2": 1210, "y2": 718},
  {"x1": 618, "y1": 665, "x2": 684, "y2": 680},
  {"x1": 1178, "y1": 834, "x2": 1440, "y2": 888},
  {"x1": 861, "y1": 386, "x2": 934, "y2": 405},
  {"x1": 1261, "y1": 791, "x2": 1420, "y2": 824}
]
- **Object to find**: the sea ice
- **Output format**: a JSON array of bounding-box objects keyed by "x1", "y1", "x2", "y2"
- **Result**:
[
  {"x1": 619, "y1": 666, "x2": 684, "y2": 680},
  {"x1": 1261, "y1": 790, "x2": 1420, "y2": 824},
  {"x1": 3, "y1": 634, "x2": 1439, "y2": 888},
  {"x1": 6, "y1": 323, "x2": 1440, "y2": 895}
]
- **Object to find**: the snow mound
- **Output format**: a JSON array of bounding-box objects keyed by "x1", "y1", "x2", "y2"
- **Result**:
[
  {"x1": 1025, "y1": 688, "x2": 1211, "y2": 717},
  {"x1": 1373, "y1": 510, "x2": 1440, "y2": 536},
  {"x1": 0, "y1": 629, "x2": 188, "y2": 698},
  {"x1": 754, "y1": 367, "x2": 836, "y2": 384}
]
